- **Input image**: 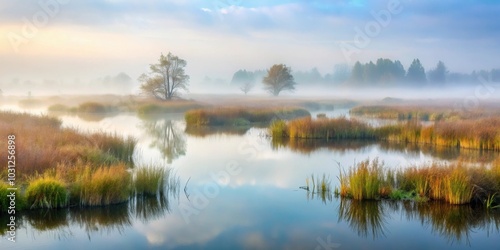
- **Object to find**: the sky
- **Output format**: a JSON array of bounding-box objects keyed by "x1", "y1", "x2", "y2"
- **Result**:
[{"x1": 0, "y1": 0, "x2": 499, "y2": 87}]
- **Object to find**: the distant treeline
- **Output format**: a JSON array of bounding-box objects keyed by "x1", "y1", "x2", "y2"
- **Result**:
[{"x1": 230, "y1": 59, "x2": 500, "y2": 87}]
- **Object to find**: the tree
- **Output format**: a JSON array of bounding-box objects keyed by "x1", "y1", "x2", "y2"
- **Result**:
[
  {"x1": 406, "y1": 59, "x2": 426, "y2": 84},
  {"x1": 231, "y1": 70, "x2": 255, "y2": 85},
  {"x1": 350, "y1": 61, "x2": 364, "y2": 84},
  {"x1": 428, "y1": 61, "x2": 448, "y2": 84},
  {"x1": 262, "y1": 64, "x2": 296, "y2": 96},
  {"x1": 240, "y1": 81, "x2": 255, "y2": 95},
  {"x1": 139, "y1": 52, "x2": 189, "y2": 100}
]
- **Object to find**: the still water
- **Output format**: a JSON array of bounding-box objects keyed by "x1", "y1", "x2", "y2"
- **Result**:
[{"x1": 1, "y1": 108, "x2": 499, "y2": 249}]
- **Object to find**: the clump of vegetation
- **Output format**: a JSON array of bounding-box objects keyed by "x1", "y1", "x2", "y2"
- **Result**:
[
  {"x1": 137, "y1": 101, "x2": 202, "y2": 115},
  {"x1": 271, "y1": 114, "x2": 500, "y2": 152},
  {"x1": 77, "y1": 102, "x2": 117, "y2": 113},
  {"x1": 0, "y1": 112, "x2": 137, "y2": 178},
  {"x1": 444, "y1": 166, "x2": 474, "y2": 205},
  {"x1": 270, "y1": 117, "x2": 376, "y2": 140},
  {"x1": 134, "y1": 166, "x2": 168, "y2": 196},
  {"x1": 47, "y1": 104, "x2": 70, "y2": 112},
  {"x1": 26, "y1": 177, "x2": 68, "y2": 209},
  {"x1": 305, "y1": 174, "x2": 332, "y2": 202},
  {"x1": 185, "y1": 107, "x2": 310, "y2": 127},
  {"x1": 75, "y1": 164, "x2": 131, "y2": 206},
  {"x1": 337, "y1": 158, "x2": 500, "y2": 205},
  {"x1": 0, "y1": 111, "x2": 138, "y2": 211}
]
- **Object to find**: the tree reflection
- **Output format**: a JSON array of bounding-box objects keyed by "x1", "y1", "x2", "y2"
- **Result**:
[{"x1": 141, "y1": 118, "x2": 186, "y2": 164}]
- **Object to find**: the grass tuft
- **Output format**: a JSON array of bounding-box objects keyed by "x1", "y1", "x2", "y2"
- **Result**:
[{"x1": 26, "y1": 177, "x2": 68, "y2": 209}]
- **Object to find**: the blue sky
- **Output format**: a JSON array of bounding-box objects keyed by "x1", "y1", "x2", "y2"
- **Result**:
[{"x1": 0, "y1": 0, "x2": 499, "y2": 84}]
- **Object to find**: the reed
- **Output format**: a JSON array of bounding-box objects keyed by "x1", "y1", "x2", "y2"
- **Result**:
[
  {"x1": 134, "y1": 166, "x2": 168, "y2": 196},
  {"x1": 185, "y1": 107, "x2": 310, "y2": 127},
  {"x1": 273, "y1": 117, "x2": 377, "y2": 140},
  {"x1": 25, "y1": 177, "x2": 68, "y2": 209},
  {"x1": 346, "y1": 159, "x2": 383, "y2": 200},
  {"x1": 0, "y1": 112, "x2": 137, "y2": 179},
  {"x1": 77, "y1": 102, "x2": 116, "y2": 113},
  {"x1": 444, "y1": 166, "x2": 474, "y2": 205},
  {"x1": 76, "y1": 164, "x2": 132, "y2": 206}
]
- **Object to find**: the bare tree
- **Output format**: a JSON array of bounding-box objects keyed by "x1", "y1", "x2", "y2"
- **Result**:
[
  {"x1": 262, "y1": 64, "x2": 296, "y2": 96},
  {"x1": 240, "y1": 81, "x2": 254, "y2": 95},
  {"x1": 139, "y1": 52, "x2": 189, "y2": 100}
]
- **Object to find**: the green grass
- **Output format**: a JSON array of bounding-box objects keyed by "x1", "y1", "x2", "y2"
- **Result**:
[
  {"x1": 485, "y1": 193, "x2": 500, "y2": 209},
  {"x1": 75, "y1": 164, "x2": 131, "y2": 206},
  {"x1": 347, "y1": 159, "x2": 383, "y2": 200},
  {"x1": 445, "y1": 166, "x2": 474, "y2": 205},
  {"x1": 271, "y1": 115, "x2": 500, "y2": 152},
  {"x1": 134, "y1": 166, "x2": 168, "y2": 196},
  {"x1": 26, "y1": 177, "x2": 68, "y2": 209}
]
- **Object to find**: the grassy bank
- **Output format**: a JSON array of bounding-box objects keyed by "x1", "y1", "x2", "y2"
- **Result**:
[
  {"x1": 271, "y1": 116, "x2": 500, "y2": 152},
  {"x1": 185, "y1": 106, "x2": 310, "y2": 127},
  {"x1": 336, "y1": 159, "x2": 500, "y2": 205},
  {"x1": 270, "y1": 116, "x2": 376, "y2": 140},
  {"x1": 0, "y1": 112, "x2": 175, "y2": 212}
]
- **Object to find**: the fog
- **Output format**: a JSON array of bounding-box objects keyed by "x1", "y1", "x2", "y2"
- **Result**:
[{"x1": 0, "y1": 0, "x2": 499, "y2": 101}]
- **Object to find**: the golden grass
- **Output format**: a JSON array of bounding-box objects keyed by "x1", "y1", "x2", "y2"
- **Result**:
[
  {"x1": 338, "y1": 158, "x2": 500, "y2": 205},
  {"x1": 0, "y1": 112, "x2": 137, "y2": 179},
  {"x1": 26, "y1": 177, "x2": 68, "y2": 209},
  {"x1": 185, "y1": 106, "x2": 310, "y2": 127},
  {"x1": 75, "y1": 164, "x2": 131, "y2": 206},
  {"x1": 271, "y1": 117, "x2": 376, "y2": 140}
]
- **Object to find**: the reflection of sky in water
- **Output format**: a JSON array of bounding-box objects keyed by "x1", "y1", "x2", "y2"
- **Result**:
[{"x1": 2, "y1": 106, "x2": 500, "y2": 249}]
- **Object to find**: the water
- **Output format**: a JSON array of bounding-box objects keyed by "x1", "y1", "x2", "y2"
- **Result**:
[{"x1": 1, "y1": 107, "x2": 500, "y2": 249}]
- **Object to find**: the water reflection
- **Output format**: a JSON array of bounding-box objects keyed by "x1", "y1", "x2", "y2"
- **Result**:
[
  {"x1": 273, "y1": 138, "x2": 500, "y2": 162},
  {"x1": 70, "y1": 204, "x2": 132, "y2": 237},
  {"x1": 338, "y1": 199, "x2": 388, "y2": 239},
  {"x1": 272, "y1": 138, "x2": 377, "y2": 154},
  {"x1": 335, "y1": 199, "x2": 500, "y2": 245},
  {"x1": 185, "y1": 126, "x2": 250, "y2": 137},
  {"x1": 140, "y1": 117, "x2": 186, "y2": 163}
]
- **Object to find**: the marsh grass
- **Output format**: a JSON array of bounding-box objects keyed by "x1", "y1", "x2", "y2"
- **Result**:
[
  {"x1": 76, "y1": 164, "x2": 131, "y2": 206},
  {"x1": 272, "y1": 114, "x2": 500, "y2": 152},
  {"x1": 137, "y1": 101, "x2": 202, "y2": 114},
  {"x1": 0, "y1": 112, "x2": 137, "y2": 179},
  {"x1": 305, "y1": 174, "x2": 332, "y2": 202},
  {"x1": 26, "y1": 177, "x2": 68, "y2": 209},
  {"x1": 271, "y1": 116, "x2": 376, "y2": 140},
  {"x1": 134, "y1": 166, "x2": 168, "y2": 196},
  {"x1": 337, "y1": 159, "x2": 500, "y2": 205},
  {"x1": 77, "y1": 102, "x2": 117, "y2": 113},
  {"x1": 185, "y1": 107, "x2": 310, "y2": 127}
]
